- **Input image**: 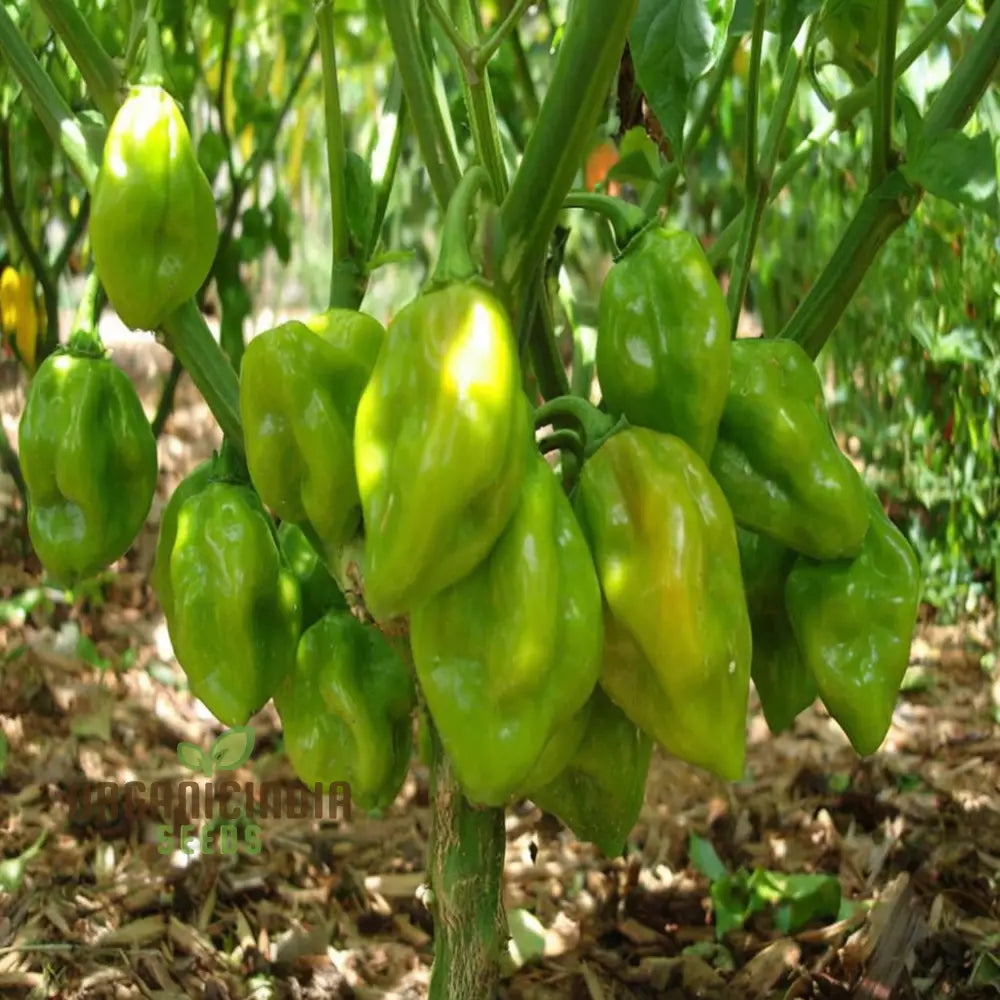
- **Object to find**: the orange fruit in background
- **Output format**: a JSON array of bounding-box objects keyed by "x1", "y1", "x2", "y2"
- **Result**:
[{"x1": 585, "y1": 140, "x2": 621, "y2": 196}]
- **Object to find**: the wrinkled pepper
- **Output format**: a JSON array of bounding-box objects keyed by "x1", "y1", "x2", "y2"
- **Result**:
[
  {"x1": 90, "y1": 84, "x2": 218, "y2": 330},
  {"x1": 154, "y1": 460, "x2": 301, "y2": 727},
  {"x1": 710, "y1": 338, "x2": 870, "y2": 560},
  {"x1": 240, "y1": 310, "x2": 384, "y2": 565},
  {"x1": 275, "y1": 609, "x2": 415, "y2": 812},
  {"x1": 575, "y1": 426, "x2": 752, "y2": 781},
  {"x1": 737, "y1": 528, "x2": 817, "y2": 734},
  {"x1": 354, "y1": 283, "x2": 529, "y2": 619},
  {"x1": 19, "y1": 347, "x2": 158, "y2": 582},
  {"x1": 596, "y1": 228, "x2": 731, "y2": 460},
  {"x1": 277, "y1": 522, "x2": 348, "y2": 629},
  {"x1": 785, "y1": 492, "x2": 920, "y2": 755},
  {"x1": 526, "y1": 688, "x2": 651, "y2": 857},
  {"x1": 410, "y1": 449, "x2": 603, "y2": 806}
]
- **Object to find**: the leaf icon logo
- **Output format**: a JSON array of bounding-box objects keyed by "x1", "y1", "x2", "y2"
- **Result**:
[
  {"x1": 210, "y1": 726, "x2": 256, "y2": 773},
  {"x1": 176, "y1": 741, "x2": 212, "y2": 777}
]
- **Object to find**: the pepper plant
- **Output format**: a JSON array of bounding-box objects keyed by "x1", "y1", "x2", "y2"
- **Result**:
[{"x1": 2, "y1": 0, "x2": 999, "y2": 997}]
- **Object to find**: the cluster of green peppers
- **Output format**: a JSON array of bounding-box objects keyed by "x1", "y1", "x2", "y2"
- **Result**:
[{"x1": 18, "y1": 75, "x2": 922, "y2": 856}]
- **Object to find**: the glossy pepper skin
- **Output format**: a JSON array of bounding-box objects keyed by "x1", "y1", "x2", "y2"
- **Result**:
[
  {"x1": 526, "y1": 689, "x2": 651, "y2": 857},
  {"x1": 785, "y1": 492, "x2": 920, "y2": 755},
  {"x1": 596, "y1": 228, "x2": 731, "y2": 460},
  {"x1": 354, "y1": 283, "x2": 529, "y2": 619},
  {"x1": 737, "y1": 528, "x2": 816, "y2": 734},
  {"x1": 275, "y1": 609, "x2": 415, "y2": 812},
  {"x1": 19, "y1": 350, "x2": 158, "y2": 583},
  {"x1": 155, "y1": 474, "x2": 301, "y2": 727},
  {"x1": 90, "y1": 85, "x2": 218, "y2": 330},
  {"x1": 710, "y1": 338, "x2": 870, "y2": 560},
  {"x1": 575, "y1": 427, "x2": 752, "y2": 781},
  {"x1": 411, "y1": 449, "x2": 603, "y2": 806},
  {"x1": 277, "y1": 522, "x2": 347, "y2": 629},
  {"x1": 240, "y1": 311, "x2": 384, "y2": 565}
]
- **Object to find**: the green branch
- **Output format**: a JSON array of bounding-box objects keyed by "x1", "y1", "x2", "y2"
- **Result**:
[
  {"x1": 316, "y1": 1, "x2": 364, "y2": 309},
  {"x1": 869, "y1": 0, "x2": 902, "y2": 191},
  {"x1": 33, "y1": 0, "x2": 122, "y2": 121},
  {"x1": 0, "y1": 3, "x2": 99, "y2": 188},
  {"x1": 451, "y1": 0, "x2": 508, "y2": 199},
  {"x1": 780, "y1": 0, "x2": 1000, "y2": 360},
  {"x1": 500, "y1": 0, "x2": 638, "y2": 298},
  {"x1": 382, "y1": 0, "x2": 461, "y2": 206},
  {"x1": 369, "y1": 70, "x2": 409, "y2": 255},
  {"x1": 0, "y1": 120, "x2": 60, "y2": 362},
  {"x1": 474, "y1": 0, "x2": 530, "y2": 72}
]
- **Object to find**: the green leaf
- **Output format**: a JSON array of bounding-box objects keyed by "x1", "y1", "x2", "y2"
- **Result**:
[
  {"x1": 689, "y1": 832, "x2": 729, "y2": 882},
  {"x1": 709, "y1": 869, "x2": 759, "y2": 938},
  {"x1": 76, "y1": 635, "x2": 110, "y2": 671},
  {"x1": 210, "y1": 726, "x2": 256, "y2": 772},
  {"x1": 730, "y1": 0, "x2": 754, "y2": 34},
  {"x1": 902, "y1": 130, "x2": 999, "y2": 218},
  {"x1": 771, "y1": 0, "x2": 822, "y2": 60},
  {"x1": 176, "y1": 741, "x2": 210, "y2": 775},
  {"x1": 749, "y1": 870, "x2": 842, "y2": 932},
  {"x1": 506, "y1": 908, "x2": 546, "y2": 969},
  {"x1": 629, "y1": 0, "x2": 721, "y2": 156},
  {"x1": 197, "y1": 130, "x2": 227, "y2": 184},
  {"x1": 268, "y1": 191, "x2": 293, "y2": 264},
  {"x1": 606, "y1": 126, "x2": 661, "y2": 185}
]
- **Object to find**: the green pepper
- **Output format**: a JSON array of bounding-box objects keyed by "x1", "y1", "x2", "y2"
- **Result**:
[
  {"x1": 785, "y1": 492, "x2": 920, "y2": 755},
  {"x1": 575, "y1": 426, "x2": 752, "y2": 781},
  {"x1": 354, "y1": 283, "x2": 529, "y2": 620},
  {"x1": 277, "y1": 522, "x2": 348, "y2": 629},
  {"x1": 240, "y1": 311, "x2": 385, "y2": 566},
  {"x1": 90, "y1": 85, "x2": 218, "y2": 330},
  {"x1": 525, "y1": 688, "x2": 651, "y2": 857},
  {"x1": 410, "y1": 449, "x2": 603, "y2": 806},
  {"x1": 710, "y1": 338, "x2": 870, "y2": 560},
  {"x1": 19, "y1": 347, "x2": 158, "y2": 583},
  {"x1": 154, "y1": 461, "x2": 301, "y2": 727},
  {"x1": 275, "y1": 609, "x2": 415, "y2": 812},
  {"x1": 596, "y1": 228, "x2": 731, "y2": 460},
  {"x1": 737, "y1": 528, "x2": 817, "y2": 734}
]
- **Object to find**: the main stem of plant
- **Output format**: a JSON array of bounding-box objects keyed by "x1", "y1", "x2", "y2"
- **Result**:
[{"x1": 427, "y1": 732, "x2": 506, "y2": 1000}]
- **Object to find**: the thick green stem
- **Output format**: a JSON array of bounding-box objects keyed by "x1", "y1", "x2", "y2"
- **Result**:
[
  {"x1": 0, "y1": 3, "x2": 98, "y2": 188},
  {"x1": 160, "y1": 301, "x2": 244, "y2": 452},
  {"x1": 451, "y1": 0, "x2": 508, "y2": 199},
  {"x1": 921, "y1": 0, "x2": 1000, "y2": 138},
  {"x1": 315, "y1": 0, "x2": 363, "y2": 309},
  {"x1": 382, "y1": 0, "x2": 461, "y2": 207},
  {"x1": 562, "y1": 192, "x2": 648, "y2": 253},
  {"x1": 499, "y1": 0, "x2": 638, "y2": 297},
  {"x1": 33, "y1": 0, "x2": 122, "y2": 121},
  {"x1": 780, "y1": 0, "x2": 1000, "y2": 360},
  {"x1": 426, "y1": 728, "x2": 506, "y2": 1000},
  {"x1": 780, "y1": 184, "x2": 909, "y2": 359}
]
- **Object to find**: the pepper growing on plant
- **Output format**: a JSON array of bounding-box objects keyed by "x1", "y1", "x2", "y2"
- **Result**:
[
  {"x1": 89, "y1": 21, "x2": 218, "y2": 331},
  {"x1": 154, "y1": 446, "x2": 301, "y2": 728},
  {"x1": 410, "y1": 445, "x2": 603, "y2": 806},
  {"x1": 18, "y1": 273, "x2": 158, "y2": 583},
  {"x1": 240, "y1": 309, "x2": 385, "y2": 568},
  {"x1": 575, "y1": 425, "x2": 753, "y2": 781},
  {"x1": 354, "y1": 167, "x2": 530, "y2": 620}
]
